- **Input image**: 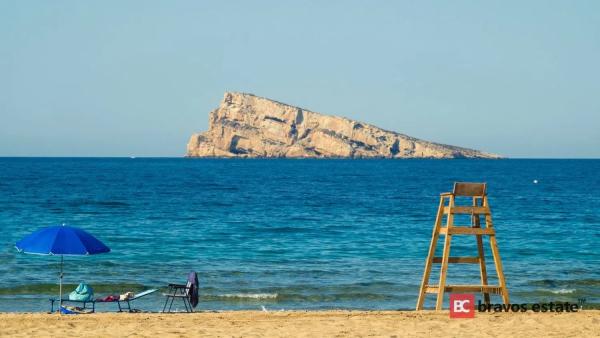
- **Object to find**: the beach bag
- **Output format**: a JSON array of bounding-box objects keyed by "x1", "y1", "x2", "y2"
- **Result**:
[{"x1": 68, "y1": 283, "x2": 94, "y2": 302}]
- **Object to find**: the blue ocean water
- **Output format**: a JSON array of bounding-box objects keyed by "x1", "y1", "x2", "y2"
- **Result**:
[{"x1": 0, "y1": 158, "x2": 598, "y2": 312}]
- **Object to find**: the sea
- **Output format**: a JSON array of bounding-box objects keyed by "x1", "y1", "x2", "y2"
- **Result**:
[{"x1": 0, "y1": 158, "x2": 598, "y2": 312}]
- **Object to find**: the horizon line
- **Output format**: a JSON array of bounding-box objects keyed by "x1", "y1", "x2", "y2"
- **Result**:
[{"x1": 0, "y1": 156, "x2": 599, "y2": 160}]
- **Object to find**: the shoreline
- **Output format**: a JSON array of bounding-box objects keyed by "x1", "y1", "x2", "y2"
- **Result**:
[{"x1": 1, "y1": 310, "x2": 598, "y2": 337}]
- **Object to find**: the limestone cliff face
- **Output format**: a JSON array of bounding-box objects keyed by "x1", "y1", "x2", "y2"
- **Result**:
[{"x1": 186, "y1": 92, "x2": 501, "y2": 159}]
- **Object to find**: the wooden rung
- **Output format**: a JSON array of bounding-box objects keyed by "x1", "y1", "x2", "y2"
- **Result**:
[
  {"x1": 443, "y1": 206, "x2": 490, "y2": 215},
  {"x1": 439, "y1": 227, "x2": 495, "y2": 235},
  {"x1": 424, "y1": 285, "x2": 503, "y2": 294},
  {"x1": 432, "y1": 257, "x2": 480, "y2": 264}
]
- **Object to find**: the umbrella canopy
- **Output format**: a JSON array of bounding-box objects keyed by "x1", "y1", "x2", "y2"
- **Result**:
[
  {"x1": 16, "y1": 225, "x2": 110, "y2": 255},
  {"x1": 15, "y1": 224, "x2": 110, "y2": 311}
]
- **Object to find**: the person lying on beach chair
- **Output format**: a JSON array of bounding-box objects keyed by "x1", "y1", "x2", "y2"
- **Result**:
[{"x1": 162, "y1": 271, "x2": 199, "y2": 313}]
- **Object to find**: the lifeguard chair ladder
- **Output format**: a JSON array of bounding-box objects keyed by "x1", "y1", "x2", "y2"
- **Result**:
[{"x1": 416, "y1": 182, "x2": 509, "y2": 310}]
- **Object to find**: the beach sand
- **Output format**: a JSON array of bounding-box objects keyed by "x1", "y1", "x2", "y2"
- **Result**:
[{"x1": 0, "y1": 310, "x2": 598, "y2": 337}]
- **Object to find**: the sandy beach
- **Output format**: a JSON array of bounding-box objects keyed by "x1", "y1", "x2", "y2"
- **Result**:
[{"x1": 0, "y1": 310, "x2": 598, "y2": 338}]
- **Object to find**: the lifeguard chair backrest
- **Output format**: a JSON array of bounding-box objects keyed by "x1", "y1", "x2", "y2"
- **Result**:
[{"x1": 453, "y1": 182, "x2": 486, "y2": 197}]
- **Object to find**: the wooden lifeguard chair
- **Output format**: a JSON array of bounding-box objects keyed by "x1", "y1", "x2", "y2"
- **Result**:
[{"x1": 416, "y1": 182, "x2": 509, "y2": 310}]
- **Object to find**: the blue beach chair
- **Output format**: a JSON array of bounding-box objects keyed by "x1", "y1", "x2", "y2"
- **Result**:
[{"x1": 50, "y1": 289, "x2": 158, "y2": 313}]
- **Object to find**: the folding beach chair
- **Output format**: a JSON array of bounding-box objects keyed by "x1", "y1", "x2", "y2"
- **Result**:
[{"x1": 162, "y1": 272, "x2": 199, "y2": 313}]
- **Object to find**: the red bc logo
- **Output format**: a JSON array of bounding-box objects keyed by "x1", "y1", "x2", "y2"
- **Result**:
[{"x1": 449, "y1": 294, "x2": 475, "y2": 318}]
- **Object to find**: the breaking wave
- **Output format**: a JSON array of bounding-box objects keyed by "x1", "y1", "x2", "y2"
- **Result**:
[{"x1": 216, "y1": 293, "x2": 279, "y2": 300}]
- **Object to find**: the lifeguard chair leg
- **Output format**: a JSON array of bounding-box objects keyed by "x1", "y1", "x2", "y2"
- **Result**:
[
  {"x1": 489, "y1": 234, "x2": 509, "y2": 304},
  {"x1": 472, "y1": 197, "x2": 490, "y2": 304},
  {"x1": 435, "y1": 233, "x2": 452, "y2": 310},
  {"x1": 435, "y1": 195, "x2": 454, "y2": 310},
  {"x1": 416, "y1": 196, "x2": 446, "y2": 310},
  {"x1": 484, "y1": 196, "x2": 509, "y2": 304}
]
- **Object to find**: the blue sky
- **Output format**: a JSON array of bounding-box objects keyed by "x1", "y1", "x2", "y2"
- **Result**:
[{"x1": 1, "y1": 1, "x2": 599, "y2": 157}]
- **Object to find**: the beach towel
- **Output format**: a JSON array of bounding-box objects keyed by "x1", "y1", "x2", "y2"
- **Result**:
[
  {"x1": 97, "y1": 295, "x2": 119, "y2": 302},
  {"x1": 119, "y1": 292, "x2": 134, "y2": 301},
  {"x1": 188, "y1": 271, "x2": 199, "y2": 308},
  {"x1": 60, "y1": 306, "x2": 93, "y2": 314},
  {"x1": 68, "y1": 283, "x2": 94, "y2": 301}
]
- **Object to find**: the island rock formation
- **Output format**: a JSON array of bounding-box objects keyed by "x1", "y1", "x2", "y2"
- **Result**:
[{"x1": 186, "y1": 92, "x2": 501, "y2": 159}]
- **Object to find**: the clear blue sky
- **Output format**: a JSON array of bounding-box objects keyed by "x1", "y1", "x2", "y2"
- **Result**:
[{"x1": 1, "y1": 1, "x2": 599, "y2": 157}]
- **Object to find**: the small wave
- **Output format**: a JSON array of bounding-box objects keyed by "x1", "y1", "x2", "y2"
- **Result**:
[
  {"x1": 287, "y1": 216, "x2": 320, "y2": 222},
  {"x1": 243, "y1": 225, "x2": 310, "y2": 234},
  {"x1": 95, "y1": 201, "x2": 130, "y2": 207},
  {"x1": 65, "y1": 199, "x2": 130, "y2": 208},
  {"x1": 529, "y1": 278, "x2": 600, "y2": 288},
  {"x1": 218, "y1": 293, "x2": 279, "y2": 300},
  {"x1": 0, "y1": 283, "x2": 147, "y2": 295},
  {"x1": 550, "y1": 289, "x2": 576, "y2": 294},
  {"x1": 203, "y1": 201, "x2": 235, "y2": 207}
]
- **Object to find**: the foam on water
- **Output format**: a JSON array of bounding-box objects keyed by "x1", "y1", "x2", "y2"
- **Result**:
[
  {"x1": 550, "y1": 289, "x2": 576, "y2": 294},
  {"x1": 219, "y1": 293, "x2": 279, "y2": 300}
]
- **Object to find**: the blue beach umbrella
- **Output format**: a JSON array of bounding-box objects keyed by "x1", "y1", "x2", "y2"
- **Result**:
[{"x1": 15, "y1": 224, "x2": 110, "y2": 308}]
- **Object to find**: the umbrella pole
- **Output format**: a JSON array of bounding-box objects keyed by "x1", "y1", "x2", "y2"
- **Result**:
[{"x1": 59, "y1": 255, "x2": 63, "y2": 310}]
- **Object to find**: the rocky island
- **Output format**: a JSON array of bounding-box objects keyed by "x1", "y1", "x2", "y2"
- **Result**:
[{"x1": 186, "y1": 92, "x2": 501, "y2": 158}]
